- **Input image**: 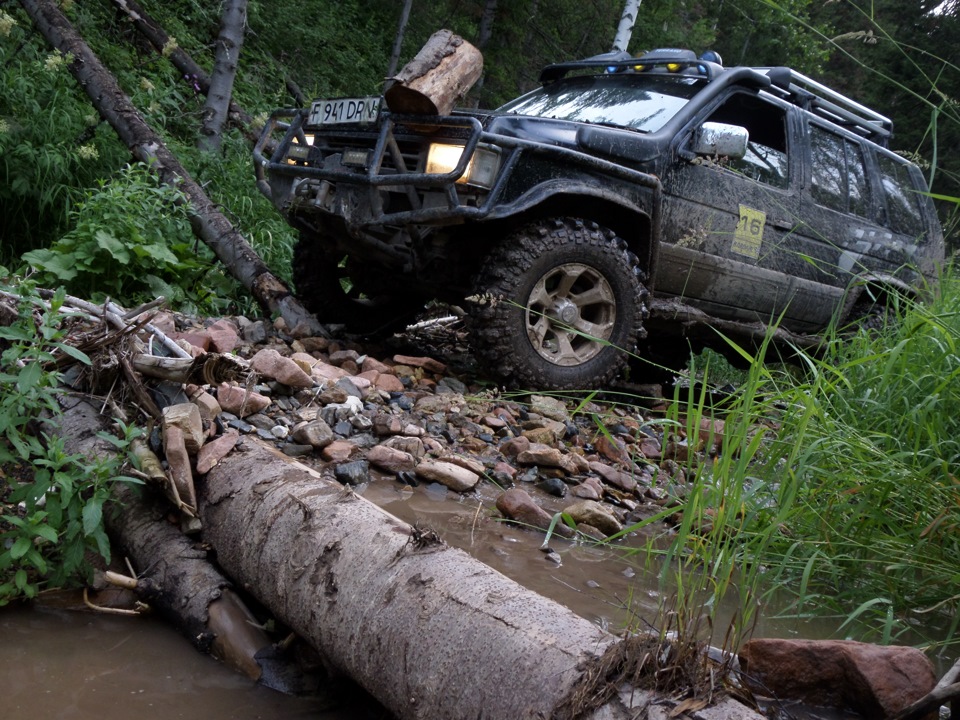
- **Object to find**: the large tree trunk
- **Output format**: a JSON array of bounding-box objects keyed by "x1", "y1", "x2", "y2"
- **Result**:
[
  {"x1": 19, "y1": 0, "x2": 323, "y2": 336},
  {"x1": 200, "y1": 440, "x2": 612, "y2": 719},
  {"x1": 110, "y1": 0, "x2": 260, "y2": 144},
  {"x1": 198, "y1": 0, "x2": 248, "y2": 153},
  {"x1": 200, "y1": 440, "x2": 761, "y2": 720}
]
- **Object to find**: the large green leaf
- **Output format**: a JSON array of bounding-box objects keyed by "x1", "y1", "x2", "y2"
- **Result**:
[{"x1": 95, "y1": 229, "x2": 131, "y2": 264}]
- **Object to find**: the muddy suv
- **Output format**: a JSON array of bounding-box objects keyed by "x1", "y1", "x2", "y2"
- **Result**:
[{"x1": 254, "y1": 48, "x2": 944, "y2": 390}]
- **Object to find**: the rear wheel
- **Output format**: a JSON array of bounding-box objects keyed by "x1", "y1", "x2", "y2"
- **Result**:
[
  {"x1": 292, "y1": 234, "x2": 423, "y2": 336},
  {"x1": 468, "y1": 218, "x2": 648, "y2": 390}
]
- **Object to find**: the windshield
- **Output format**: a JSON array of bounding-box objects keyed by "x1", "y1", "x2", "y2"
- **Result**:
[{"x1": 497, "y1": 73, "x2": 705, "y2": 133}]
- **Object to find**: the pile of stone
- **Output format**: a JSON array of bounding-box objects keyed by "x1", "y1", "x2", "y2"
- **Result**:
[{"x1": 150, "y1": 313, "x2": 727, "y2": 542}]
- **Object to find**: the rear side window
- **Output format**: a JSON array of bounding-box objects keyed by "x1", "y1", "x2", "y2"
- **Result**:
[
  {"x1": 810, "y1": 125, "x2": 870, "y2": 217},
  {"x1": 877, "y1": 153, "x2": 926, "y2": 237}
]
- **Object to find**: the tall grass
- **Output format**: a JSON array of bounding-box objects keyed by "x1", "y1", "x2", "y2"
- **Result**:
[{"x1": 650, "y1": 272, "x2": 960, "y2": 654}]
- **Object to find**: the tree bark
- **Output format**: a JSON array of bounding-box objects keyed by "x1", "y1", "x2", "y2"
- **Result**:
[
  {"x1": 19, "y1": 0, "x2": 323, "y2": 335},
  {"x1": 199, "y1": 440, "x2": 763, "y2": 720},
  {"x1": 200, "y1": 439, "x2": 616, "y2": 719},
  {"x1": 110, "y1": 0, "x2": 261, "y2": 145},
  {"x1": 55, "y1": 396, "x2": 317, "y2": 693},
  {"x1": 612, "y1": 0, "x2": 642, "y2": 53},
  {"x1": 198, "y1": 0, "x2": 248, "y2": 153},
  {"x1": 386, "y1": 0, "x2": 414, "y2": 80},
  {"x1": 384, "y1": 29, "x2": 483, "y2": 115}
]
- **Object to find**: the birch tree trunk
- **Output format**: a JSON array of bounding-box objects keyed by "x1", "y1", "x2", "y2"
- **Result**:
[
  {"x1": 199, "y1": 0, "x2": 248, "y2": 153},
  {"x1": 200, "y1": 440, "x2": 616, "y2": 719},
  {"x1": 109, "y1": 0, "x2": 261, "y2": 145},
  {"x1": 19, "y1": 0, "x2": 323, "y2": 336},
  {"x1": 612, "y1": 0, "x2": 641, "y2": 53}
]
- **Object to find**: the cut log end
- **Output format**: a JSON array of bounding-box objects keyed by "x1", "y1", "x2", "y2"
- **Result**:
[{"x1": 384, "y1": 29, "x2": 483, "y2": 116}]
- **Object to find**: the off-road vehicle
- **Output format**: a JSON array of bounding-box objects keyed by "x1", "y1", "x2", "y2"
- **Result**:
[{"x1": 254, "y1": 48, "x2": 944, "y2": 390}]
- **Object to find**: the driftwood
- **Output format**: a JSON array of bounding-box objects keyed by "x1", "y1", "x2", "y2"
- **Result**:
[
  {"x1": 384, "y1": 29, "x2": 483, "y2": 115},
  {"x1": 893, "y1": 657, "x2": 960, "y2": 720}
]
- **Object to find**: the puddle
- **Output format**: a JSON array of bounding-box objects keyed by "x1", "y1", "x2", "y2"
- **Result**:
[{"x1": 0, "y1": 604, "x2": 389, "y2": 720}]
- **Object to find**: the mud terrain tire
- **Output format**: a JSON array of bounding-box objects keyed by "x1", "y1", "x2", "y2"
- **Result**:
[{"x1": 469, "y1": 218, "x2": 648, "y2": 390}]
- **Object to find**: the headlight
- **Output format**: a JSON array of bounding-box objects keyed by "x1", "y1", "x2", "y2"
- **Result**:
[
  {"x1": 285, "y1": 134, "x2": 314, "y2": 164},
  {"x1": 425, "y1": 143, "x2": 501, "y2": 190}
]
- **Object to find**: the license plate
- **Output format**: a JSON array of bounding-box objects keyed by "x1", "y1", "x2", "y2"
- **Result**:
[{"x1": 307, "y1": 97, "x2": 381, "y2": 127}]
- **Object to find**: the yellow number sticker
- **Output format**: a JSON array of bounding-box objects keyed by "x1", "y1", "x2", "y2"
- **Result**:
[{"x1": 732, "y1": 205, "x2": 766, "y2": 260}]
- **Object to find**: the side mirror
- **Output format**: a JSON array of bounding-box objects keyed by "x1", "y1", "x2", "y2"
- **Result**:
[{"x1": 692, "y1": 122, "x2": 749, "y2": 159}]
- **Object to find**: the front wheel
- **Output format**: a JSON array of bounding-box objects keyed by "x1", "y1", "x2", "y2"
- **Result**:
[{"x1": 468, "y1": 218, "x2": 648, "y2": 390}]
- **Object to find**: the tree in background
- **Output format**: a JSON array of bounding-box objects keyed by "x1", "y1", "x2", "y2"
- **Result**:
[{"x1": 198, "y1": 0, "x2": 248, "y2": 153}]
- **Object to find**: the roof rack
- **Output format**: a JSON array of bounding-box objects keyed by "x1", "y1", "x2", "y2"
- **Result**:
[{"x1": 760, "y1": 67, "x2": 893, "y2": 145}]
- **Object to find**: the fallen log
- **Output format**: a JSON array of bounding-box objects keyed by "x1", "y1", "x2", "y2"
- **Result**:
[
  {"x1": 56, "y1": 395, "x2": 317, "y2": 694},
  {"x1": 200, "y1": 439, "x2": 762, "y2": 720},
  {"x1": 384, "y1": 29, "x2": 483, "y2": 115}
]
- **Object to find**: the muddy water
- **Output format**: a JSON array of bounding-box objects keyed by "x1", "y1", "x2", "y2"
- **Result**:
[{"x1": 0, "y1": 604, "x2": 390, "y2": 720}]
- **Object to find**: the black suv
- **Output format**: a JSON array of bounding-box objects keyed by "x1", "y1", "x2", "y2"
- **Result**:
[{"x1": 254, "y1": 48, "x2": 944, "y2": 390}]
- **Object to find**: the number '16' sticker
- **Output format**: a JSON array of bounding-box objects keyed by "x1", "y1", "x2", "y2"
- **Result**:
[{"x1": 732, "y1": 205, "x2": 766, "y2": 260}]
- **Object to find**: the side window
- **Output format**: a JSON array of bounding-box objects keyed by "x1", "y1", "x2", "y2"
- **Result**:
[
  {"x1": 704, "y1": 94, "x2": 789, "y2": 189},
  {"x1": 877, "y1": 153, "x2": 925, "y2": 237},
  {"x1": 810, "y1": 125, "x2": 870, "y2": 217}
]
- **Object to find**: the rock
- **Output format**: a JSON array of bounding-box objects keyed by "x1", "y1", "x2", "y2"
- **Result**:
[
  {"x1": 589, "y1": 461, "x2": 639, "y2": 493},
  {"x1": 393, "y1": 354, "x2": 447, "y2": 374},
  {"x1": 188, "y1": 387, "x2": 222, "y2": 437},
  {"x1": 196, "y1": 430, "x2": 239, "y2": 474},
  {"x1": 415, "y1": 459, "x2": 479, "y2": 492},
  {"x1": 381, "y1": 435, "x2": 426, "y2": 460},
  {"x1": 562, "y1": 500, "x2": 622, "y2": 537},
  {"x1": 594, "y1": 434, "x2": 634, "y2": 466},
  {"x1": 437, "y1": 376, "x2": 467, "y2": 395},
  {"x1": 414, "y1": 393, "x2": 464, "y2": 414},
  {"x1": 216, "y1": 382, "x2": 271, "y2": 418},
  {"x1": 536, "y1": 477, "x2": 567, "y2": 498},
  {"x1": 368, "y1": 445, "x2": 417, "y2": 474},
  {"x1": 495, "y1": 488, "x2": 574, "y2": 538},
  {"x1": 500, "y1": 436, "x2": 530, "y2": 458},
  {"x1": 530, "y1": 395, "x2": 569, "y2": 422},
  {"x1": 373, "y1": 414, "x2": 404, "y2": 437},
  {"x1": 334, "y1": 460, "x2": 370, "y2": 486},
  {"x1": 162, "y1": 425, "x2": 196, "y2": 509},
  {"x1": 522, "y1": 426, "x2": 561, "y2": 445},
  {"x1": 440, "y1": 454, "x2": 485, "y2": 476},
  {"x1": 292, "y1": 419, "x2": 335, "y2": 449},
  {"x1": 571, "y1": 476, "x2": 604, "y2": 500},
  {"x1": 321, "y1": 439, "x2": 359, "y2": 462},
  {"x1": 310, "y1": 361, "x2": 353, "y2": 383},
  {"x1": 205, "y1": 318, "x2": 240, "y2": 353},
  {"x1": 161, "y1": 403, "x2": 204, "y2": 455},
  {"x1": 250, "y1": 348, "x2": 314, "y2": 388},
  {"x1": 517, "y1": 444, "x2": 579, "y2": 475},
  {"x1": 738, "y1": 639, "x2": 936, "y2": 717}
]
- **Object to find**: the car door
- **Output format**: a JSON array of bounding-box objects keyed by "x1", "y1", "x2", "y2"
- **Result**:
[
  {"x1": 795, "y1": 122, "x2": 934, "y2": 303},
  {"x1": 656, "y1": 90, "x2": 837, "y2": 333}
]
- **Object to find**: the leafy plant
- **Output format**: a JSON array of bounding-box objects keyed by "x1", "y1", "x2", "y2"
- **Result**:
[
  {"x1": 0, "y1": 281, "x2": 142, "y2": 604},
  {"x1": 21, "y1": 161, "x2": 232, "y2": 315}
]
